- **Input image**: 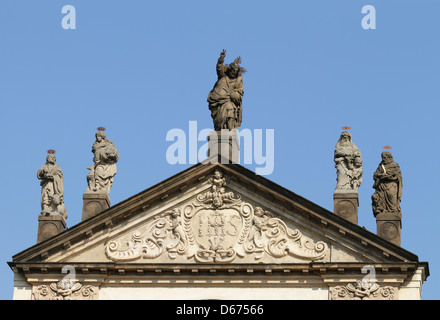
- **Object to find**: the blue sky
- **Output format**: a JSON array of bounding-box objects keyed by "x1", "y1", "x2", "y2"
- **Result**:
[{"x1": 0, "y1": 0, "x2": 438, "y2": 300}]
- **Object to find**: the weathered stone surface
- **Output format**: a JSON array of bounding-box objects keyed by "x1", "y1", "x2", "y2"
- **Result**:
[
  {"x1": 330, "y1": 281, "x2": 396, "y2": 300},
  {"x1": 205, "y1": 130, "x2": 240, "y2": 164},
  {"x1": 333, "y1": 191, "x2": 359, "y2": 224},
  {"x1": 334, "y1": 131, "x2": 362, "y2": 191},
  {"x1": 372, "y1": 151, "x2": 402, "y2": 217},
  {"x1": 105, "y1": 169, "x2": 329, "y2": 263},
  {"x1": 376, "y1": 212, "x2": 401, "y2": 246},
  {"x1": 372, "y1": 151, "x2": 402, "y2": 246},
  {"x1": 81, "y1": 192, "x2": 110, "y2": 221},
  {"x1": 37, "y1": 215, "x2": 66, "y2": 243},
  {"x1": 36, "y1": 151, "x2": 67, "y2": 243},
  {"x1": 208, "y1": 50, "x2": 245, "y2": 131},
  {"x1": 86, "y1": 128, "x2": 118, "y2": 194},
  {"x1": 37, "y1": 150, "x2": 67, "y2": 219},
  {"x1": 11, "y1": 163, "x2": 428, "y2": 300},
  {"x1": 32, "y1": 280, "x2": 98, "y2": 300}
]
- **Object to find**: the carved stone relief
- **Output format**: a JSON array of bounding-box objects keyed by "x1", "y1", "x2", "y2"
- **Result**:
[
  {"x1": 330, "y1": 281, "x2": 396, "y2": 300},
  {"x1": 32, "y1": 280, "x2": 98, "y2": 300},
  {"x1": 105, "y1": 170, "x2": 329, "y2": 263}
]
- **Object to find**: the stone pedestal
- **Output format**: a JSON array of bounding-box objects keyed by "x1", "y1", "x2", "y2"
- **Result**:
[
  {"x1": 82, "y1": 192, "x2": 110, "y2": 221},
  {"x1": 37, "y1": 215, "x2": 66, "y2": 243},
  {"x1": 206, "y1": 130, "x2": 239, "y2": 164},
  {"x1": 376, "y1": 212, "x2": 401, "y2": 246},
  {"x1": 333, "y1": 190, "x2": 359, "y2": 224}
]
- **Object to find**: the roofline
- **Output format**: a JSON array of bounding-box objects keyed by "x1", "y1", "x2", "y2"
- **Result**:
[
  {"x1": 11, "y1": 161, "x2": 421, "y2": 264},
  {"x1": 8, "y1": 261, "x2": 425, "y2": 279},
  {"x1": 219, "y1": 164, "x2": 420, "y2": 262},
  {"x1": 11, "y1": 161, "x2": 209, "y2": 262}
]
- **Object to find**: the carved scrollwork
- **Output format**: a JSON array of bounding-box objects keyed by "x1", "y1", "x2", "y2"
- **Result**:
[
  {"x1": 330, "y1": 281, "x2": 396, "y2": 300},
  {"x1": 105, "y1": 170, "x2": 329, "y2": 263},
  {"x1": 106, "y1": 208, "x2": 188, "y2": 261},
  {"x1": 32, "y1": 280, "x2": 98, "y2": 300},
  {"x1": 242, "y1": 207, "x2": 328, "y2": 261}
]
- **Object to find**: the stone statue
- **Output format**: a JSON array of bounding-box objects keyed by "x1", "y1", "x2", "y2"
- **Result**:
[
  {"x1": 371, "y1": 151, "x2": 402, "y2": 217},
  {"x1": 334, "y1": 131, "x2": 363, "y2": 190},
  {"x1": 207, "y1": 49, "x2": 245, "y2": 131},
  {"x1": 86, "y1": 128, "x2": 119, "y2": 193},
  {"x1": 208, "y1": 169, "x2": 226, "y2": 194},
  {"x1": 37, "y1": 150, "x2": 67, "y2": 218}
]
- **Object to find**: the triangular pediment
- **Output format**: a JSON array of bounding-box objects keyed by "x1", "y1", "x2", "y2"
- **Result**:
[{"x1": 11, "y1": 163, "x2": 419, "y2": 267}]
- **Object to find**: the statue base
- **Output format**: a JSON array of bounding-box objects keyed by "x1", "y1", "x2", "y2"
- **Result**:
[
  {"x1": 205, "y1": 130, "x2": 240, "y2": 164},
  {"x1": 376, "y1": 212, "x2": 401, "y2": 246},
  {"x1": 82, "y1": 191, "x2": 110, "y2": 221},
  {"x1": 37, "y1": 214, "x2": 66, "y2": 243},
  {"x1": 333, "y1": 190, "x2": 359, "y2": 224}
]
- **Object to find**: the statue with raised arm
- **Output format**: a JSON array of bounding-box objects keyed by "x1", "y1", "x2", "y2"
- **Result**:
[
  {"x1": 37, "y1": 150, "x2": 67, "y2": 218},
  {"x1": 334, "y1": 131, "x2": 363, "y2": 191},
  {"x1": 207, "y1": 49, "x2": 246, "y2": 130},
  {"x1": 86, "y1": 127, "x2": 119, "y2": 193},
  {"x1": 371, "y1": 151, "x2": 402, "y2": 217}
]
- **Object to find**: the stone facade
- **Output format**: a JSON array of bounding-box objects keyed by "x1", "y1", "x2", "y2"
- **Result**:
[{"x1": 9, "y1": 163, "x2": 429, "y2": 300}]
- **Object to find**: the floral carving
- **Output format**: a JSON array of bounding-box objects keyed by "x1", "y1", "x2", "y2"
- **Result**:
[
  {"x1": 105, "y1": 170, "x2": 329, "y2": 263},
  {"x1": 33, "y1": 280, "x2": 98, "y2": 300},
  {"x1": 330, "y1": 281, "x2": 396, "y2": 300}
]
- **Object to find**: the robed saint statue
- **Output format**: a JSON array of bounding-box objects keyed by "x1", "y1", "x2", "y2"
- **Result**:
[{"x1": 207, "y1": 49, "x2": 246, "y2": 131}]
